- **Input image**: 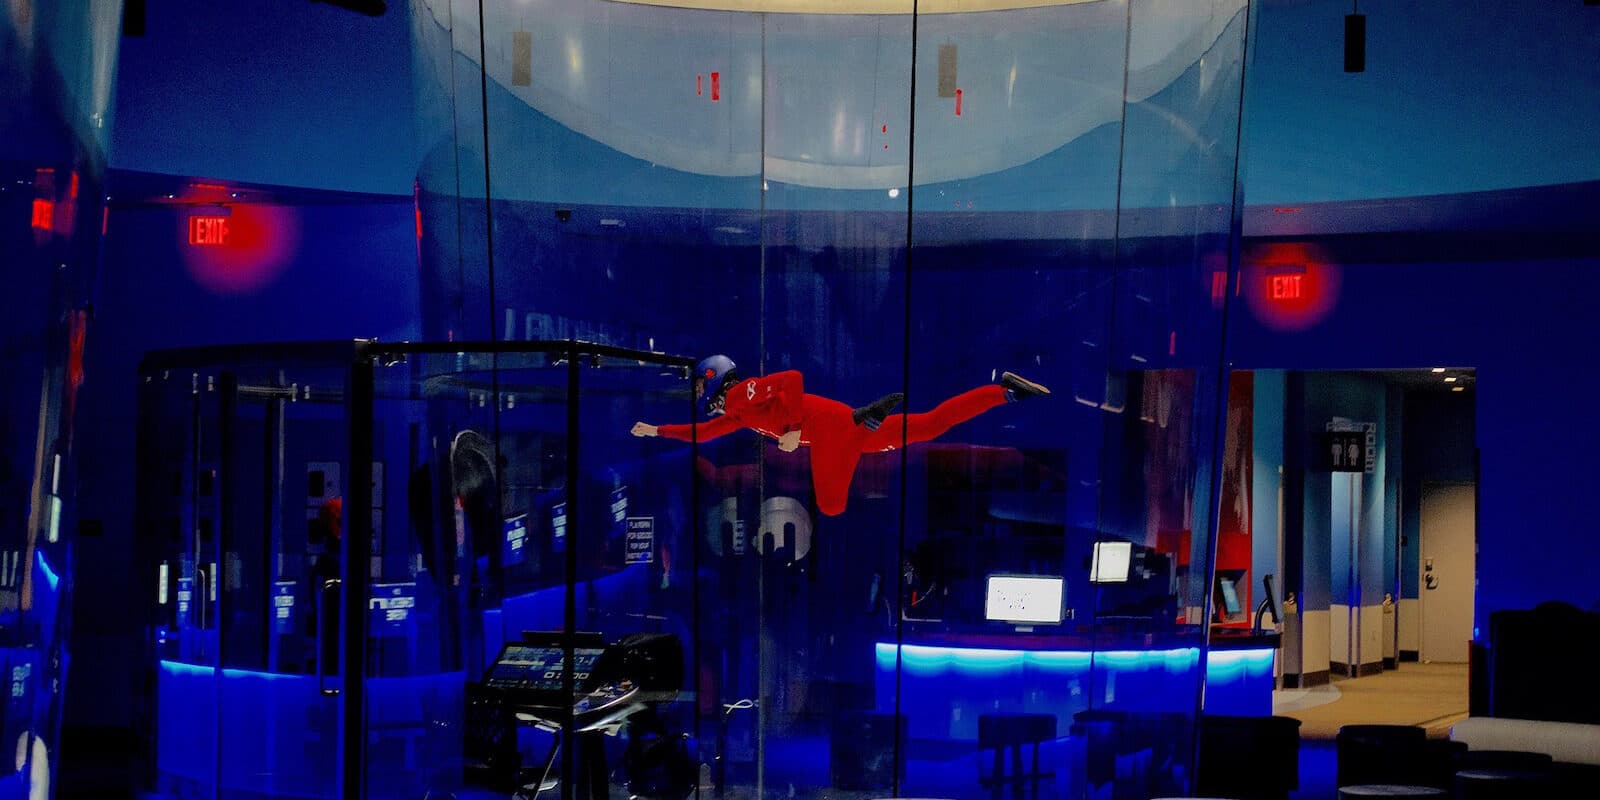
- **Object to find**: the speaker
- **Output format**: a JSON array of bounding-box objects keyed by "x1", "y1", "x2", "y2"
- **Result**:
[
  {"x1": 1344, "y1": 14, "x2": 1366, "y2": 73},
  {"x1": 123, "y1": 0, "x2": 146, "y2": 37},
  {"x1": 512, "y1": 31, "x2": 532, "y2": 87},
  {"x1": 937, "y1": 44, "x2": 958, "y2": 98}
]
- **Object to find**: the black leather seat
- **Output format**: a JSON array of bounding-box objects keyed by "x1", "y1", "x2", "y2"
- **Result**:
[{"x1": 1195, "y1": 714, "x2": 1301, "y2": 800}]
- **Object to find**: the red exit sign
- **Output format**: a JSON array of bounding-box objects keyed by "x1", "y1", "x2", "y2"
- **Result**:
[
  {"x1": 1269, "y1": 273, "x2": 1303, "y2": 300},
  {"x1": 189, "y1": 215, "x2": 230, "y2": 246}
]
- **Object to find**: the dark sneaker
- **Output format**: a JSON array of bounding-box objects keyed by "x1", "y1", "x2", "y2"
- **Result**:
[
  {"x1": 852, "y1": 392, "x2": 905, "y2": 431},
  {"x1": 1001, "y1": 372, "x2": 1050, "y2": 402}
]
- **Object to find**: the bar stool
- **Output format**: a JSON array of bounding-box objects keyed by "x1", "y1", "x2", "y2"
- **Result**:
[
  {"x1": 977, "y1": 712, "x2": 1056, "y2": 800},
  {"x1": 1336, "y1": 786, "x2": 1446, "y2": 798},
  {"x1": 1336, "y1": 725, "x2": 1428, "y2": 788}
]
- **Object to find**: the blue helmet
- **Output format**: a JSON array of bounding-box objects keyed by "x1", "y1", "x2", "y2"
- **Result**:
[{"x1": 695, "y1": 355, "x2": 738, "y2": 417}]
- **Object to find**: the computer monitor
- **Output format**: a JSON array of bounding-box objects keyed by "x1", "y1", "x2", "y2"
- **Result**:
[
  {"x1": 1090, "y1": 541, "x2": 1132, "y2": 583},
  {"x1": 984, "y1": 574, "x2": 1065, "y2": 624},
  {"x1": 1217, "y1": 575, "x2": 1242, "y2": 617}
]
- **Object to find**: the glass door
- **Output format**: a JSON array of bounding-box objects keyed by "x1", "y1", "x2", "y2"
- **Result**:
[
  {"x1": 139, "y1": 349, "x2": 361, "y2": 800},
  {"x1": 138, "y1": 367, "x2": 225, "y2": 800}
]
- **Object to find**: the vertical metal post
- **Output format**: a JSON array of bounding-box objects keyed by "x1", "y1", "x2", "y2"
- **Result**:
[
  {"x1": 342, "y1": 358, "x2": 374, "y2": 800},
  {"x1": 216, "y1": 371, "x2": 236, "y2": 800},
  {"x1": 263, "y1": 389, "x2": 283, "y2": 666},
  {"x1": 562, "y1": 341, "x2": 581, "y2": 800}
]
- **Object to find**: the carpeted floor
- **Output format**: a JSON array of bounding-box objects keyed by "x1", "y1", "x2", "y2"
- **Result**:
[{"x1": 1275, "y1": 662, "x2": 1470, "y2": 740}]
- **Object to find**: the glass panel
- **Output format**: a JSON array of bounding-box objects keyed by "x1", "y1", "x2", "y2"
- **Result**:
[
  {"x1": 405, "y1": 1, "x2": 1257, "y2": 799},
  {"x1": 900, "y1": 3, "x2": 1130, "y2": 798},
  {"x1": 364, "y1": 346, "x2": 699, "y2": 800},
  {"x1": 138, "y1": 357, "x2": 358, "y2": 800},
  {"x1": 215, "y1": 364, "x2": 352, "y2": 800},
  {"x1": 366, "y1": 349, "x2": 539, "y2": 800},
  {"x1": 0, "y1": 2, "x2": 120, "y2": 792},
  {"x1": 137, "y1": 369, "x2": 223, "y2": 800},
  {"x1": 756, "y1": 7, "x2": 916, "y2": 800}
]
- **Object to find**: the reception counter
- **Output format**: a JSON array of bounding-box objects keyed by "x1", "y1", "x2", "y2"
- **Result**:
[{"x1": 873, "y1": 629, "x2": 1278, "y2": 741}]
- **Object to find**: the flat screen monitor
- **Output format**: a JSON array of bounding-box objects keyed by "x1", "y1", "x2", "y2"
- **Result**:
[
  {"x1": 1090, "y1": 541, "x2": 1133, "y2": 583},
  {"x1": 485, "y1": 644, "x2": 606, "y2": 692},
  {"x1": 1218, "y1": 576, "x2": 1242, "y2": 616},
  {"x1": 985, "y1": 575, "x2": 1065, "y2": 624}
]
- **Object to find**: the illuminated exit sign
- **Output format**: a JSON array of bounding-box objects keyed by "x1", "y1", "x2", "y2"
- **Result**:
[
  {"x1": 1269, "y1": 273, "x2": 1303, "y2": 300},
  {"x1": 189, "y1": 215, "x2": 230, "y2": 246}
]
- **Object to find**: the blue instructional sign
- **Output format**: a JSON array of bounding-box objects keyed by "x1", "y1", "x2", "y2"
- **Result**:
[
  {"x1": 368, "y1": 582, "x2": 416, "y2": 633},
  {"x1": 503, "y1": 515, "x2": 529, "y2": 567},
  {"x1": 625, "y1": 517, "x2": 655, "y2": 565},
  {"x1": 272, "y1": 580, "x2": 297, "y2": 634},
  {"x1": 551, "y1": 503, "x2": 567, "y2": 553}
]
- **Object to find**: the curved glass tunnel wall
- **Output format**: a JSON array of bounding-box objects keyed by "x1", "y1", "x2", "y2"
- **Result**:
[
  {"x1": 417, "y1": 1, "x2": 1252, "y2": 798},
  {"x1": 1, "y1": 1, "x2": 122, "y2": 797}
]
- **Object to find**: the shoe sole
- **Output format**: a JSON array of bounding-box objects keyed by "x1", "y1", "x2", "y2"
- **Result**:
[{"x1": 1001, "y1": 372, "x2": 1050, "y2": 395}]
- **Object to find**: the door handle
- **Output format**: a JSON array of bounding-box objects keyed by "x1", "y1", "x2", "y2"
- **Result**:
[
  {"x1": 195, "y1": 567, "x2": 209, "y2": 629},
  {"x1": 318, "y1": 578, "x2": 342, "y2": 696}
]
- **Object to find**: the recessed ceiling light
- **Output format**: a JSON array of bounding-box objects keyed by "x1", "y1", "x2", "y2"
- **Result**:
[
  {"x1": 1444, "y1": 377, "x2": 1458, "y2": 383},
  {"x1": 1431, "y1": 368, "x2": 1446, "y2": 373},
  {"x1": 1452, "y1": 386, "x2": 1464, "y2": 392}
]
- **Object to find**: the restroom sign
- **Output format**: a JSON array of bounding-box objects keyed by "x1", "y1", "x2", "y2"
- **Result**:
[
  {"x1": 1324, "y1": 431, "x2": 1367, "y2": 472},
  {"x1": 625, "y1": 517, "x2": 655, "y2": 565},
  {"x1": 1324, "y1": 419, "x2": 1377, "y2": 474}
]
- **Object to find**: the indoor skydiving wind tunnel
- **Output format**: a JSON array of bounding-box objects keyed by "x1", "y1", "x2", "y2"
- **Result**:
[{"x1": 127, "y1": 2, "x2": 1263, "y2": 800}]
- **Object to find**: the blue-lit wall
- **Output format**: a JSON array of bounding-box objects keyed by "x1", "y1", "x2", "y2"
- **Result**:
[
  {"x1": 111, "y1": 0, "x2": 416, "y2": 195},
  {"x1": 1232, "y1": 249, "x2": 1600, "y2": 635}
]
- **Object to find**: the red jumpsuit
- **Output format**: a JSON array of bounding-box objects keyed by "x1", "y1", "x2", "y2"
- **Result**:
[{"x1": 659, "y1": 371, "x2": 1008, "y2": 516}]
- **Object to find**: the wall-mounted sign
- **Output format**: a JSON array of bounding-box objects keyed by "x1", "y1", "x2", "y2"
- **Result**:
[
  {"x1": 1324, "y1": 419, "x2": 1377, "y2": 474},
  {"x1": 551, "y1": 503, "x2": 567, "y2": 553},
  {"x1": 1324, "y1": 431, "x2": 1366, "y2": 472},
  {"x1": 503, "y1": 514, "x2": 528, "y2": 567},
  {"x1": 272, "y1": 580, "x2": 296, "y2": 634},
  {"x1": 369, "y1": 581, "x2": 416, "y2": 632},
  {"x1": 188, "y1": 215, "x2": 230, "y2": 246}
]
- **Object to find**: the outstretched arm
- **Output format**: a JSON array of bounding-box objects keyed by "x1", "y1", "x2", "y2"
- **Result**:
[{"x1": 642, "y1": 413, "x2": 743, "y2": 443}]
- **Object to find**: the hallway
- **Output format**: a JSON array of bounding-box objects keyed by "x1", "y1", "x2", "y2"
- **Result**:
[{"x1": 1274, "y1": 663, "x2": 1470, "y2": 739}]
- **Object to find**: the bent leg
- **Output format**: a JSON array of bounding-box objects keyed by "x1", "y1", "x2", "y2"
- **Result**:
[{"x1": 864, "y1": 384, "x2": 1008, "y2": 450}]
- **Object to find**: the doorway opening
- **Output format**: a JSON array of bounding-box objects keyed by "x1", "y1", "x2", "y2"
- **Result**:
[{"x1": 1229, "y1": 368, "x2": 1476, "y2": 738}]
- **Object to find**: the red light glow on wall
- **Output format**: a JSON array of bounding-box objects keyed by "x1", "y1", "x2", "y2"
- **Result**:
[
  {"x1": 1241, "y1": 242, "x2": 1342, "y2": 331},
  {"x1": 710, "y1": 71, "x2": 720, "y2": 101},
  {"x1": 188, "y1": 215, "x2": 230, "y2": 246},
  {"x1": 955, "y1": 88, "x2": 963, "y2": 116},
  {"x1": 182, "y1": 205, "x2": 298, "y2": 295},
  {"x1": 30, "y1": 199, "x2": 54, "y2": 231}
]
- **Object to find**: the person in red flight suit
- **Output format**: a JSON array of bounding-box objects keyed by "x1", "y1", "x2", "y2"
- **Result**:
[{"x1": 631, "y1": 355, "x2": 1049, "y2": 516}]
